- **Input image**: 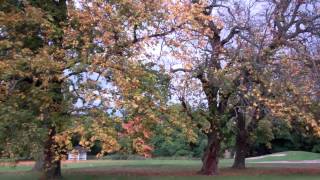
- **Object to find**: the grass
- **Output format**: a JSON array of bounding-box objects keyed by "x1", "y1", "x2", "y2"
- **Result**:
[
  {"x1": 0, "y1": 165, "x2": 32, "y2": 172},
  {"x1": 62, "y1": 159, "x2": 202, "y2": 169},
  {"x1": 0, "y1": 151, "x2": 320, "y2": 179},
  {"x1": 0, "y1": 174, "x2": 320, "y2": 180},
  {"x1": 62, "y1": 175, "x2": 320, "y2": 180},
  {"x1": 0, "y1": 159, "x2": 233, "y2": 171},
  {"x1": 247, "y1": 151, "x2": 320, "y2": 162}
]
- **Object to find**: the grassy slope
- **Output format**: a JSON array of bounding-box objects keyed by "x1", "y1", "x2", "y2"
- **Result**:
[{"x1": 247, "y1": 151, "x2": 320, "y2": 162}]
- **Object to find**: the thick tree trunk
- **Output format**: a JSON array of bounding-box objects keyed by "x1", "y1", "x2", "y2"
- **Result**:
[
  {"x1": 199, "y1": 132, "x2": 221, "y2": 175},
  {"x1": 232, "y1": 111, "x2": 248, "y2": 169},
  {"x1": 42, "y1": 160, "x2": 61, "y2": 180},
  {"x1": 41, "y1": 126, "x2": 62, "y2": 180}
]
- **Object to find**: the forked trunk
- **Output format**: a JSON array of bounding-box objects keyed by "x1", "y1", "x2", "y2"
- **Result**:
[
  {"x1": 199, "y1": 132, "x2": 221, "y2": 175},
  {"x1": 41, "y1": 126, "x2": 62, "y2": 180},
  {"x1": 232, "y1": 112, "x2": 248, "y2": 169}
]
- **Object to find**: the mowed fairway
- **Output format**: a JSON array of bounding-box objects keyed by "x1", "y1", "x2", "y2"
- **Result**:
[{"x1": 1, "y1": 151, "x2": 320, "y2": 180}]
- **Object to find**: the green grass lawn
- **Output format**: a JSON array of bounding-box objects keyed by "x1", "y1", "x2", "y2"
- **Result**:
[
  {"x1": 1, "y1": 151, "x2": 320, "y2": 180},
  {"x1": 247, "y1": 151, "x2": 320, "y2": 162},
  {"x1": 0, "y1": 173, "x2": 320, "y2": 180},
  {"x1": 0, "y1": 159, "x2": 228, "y2": 172}
]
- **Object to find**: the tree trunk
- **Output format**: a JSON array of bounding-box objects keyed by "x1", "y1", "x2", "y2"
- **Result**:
[
  {"x1": 41, "y1": 126, "x2": 62, "y2": 180},
  {"x1": 232, "y1": 111, "x2": 248, "y2": 169},
  {"x1": 199, "y1": 132, "x2": 221, "y2": 175},
  {"x1": 43, "y1": 160, "x2": 61, "y2": 180},
  {"x1": 32, "y1": 153, "x2": 44, "y2": 172}
]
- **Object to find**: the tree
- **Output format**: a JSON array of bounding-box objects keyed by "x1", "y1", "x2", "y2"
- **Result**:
[
  {"x1": 227, "y1": 0, "x2": 320, "y2": 169},
  {"x1": 164, "y1": 0, "x2": 320, "y2": 174},
  {"x1": 63, "y1": 0, "x2": 187, "y2": 160},
  {"x1": 1, "y1": 0, "x2": 319, "y2": 178},
  {"x1": 1, "y1": 1, "x2": 185, "y2": 178},
  {"x1": 164, "y1": 0, "x2": 242, "y2": 174},
  {"x1": 0, "y1": 0, "x2": 70, "y2": 178}
]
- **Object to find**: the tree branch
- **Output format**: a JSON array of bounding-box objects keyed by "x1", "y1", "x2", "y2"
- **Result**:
[
  {"x1": 221, "y1": 26, "x2": 241, "y2": 45},
  {"x1": 133, "y1": 24, "x2": 184, "y2": 44},
  {"x1": 170, "y1": 68, "x2": 193, "y2": 73}
]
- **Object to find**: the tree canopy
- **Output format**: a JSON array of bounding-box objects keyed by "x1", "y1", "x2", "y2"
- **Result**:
[{"x1": 0, "y1": 0, "x2": 319, "y2": 179}]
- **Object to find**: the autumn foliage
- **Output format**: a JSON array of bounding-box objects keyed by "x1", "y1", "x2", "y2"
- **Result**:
[{"x1": 0, "y1": 0, "x2": 319, "y2": 179}]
